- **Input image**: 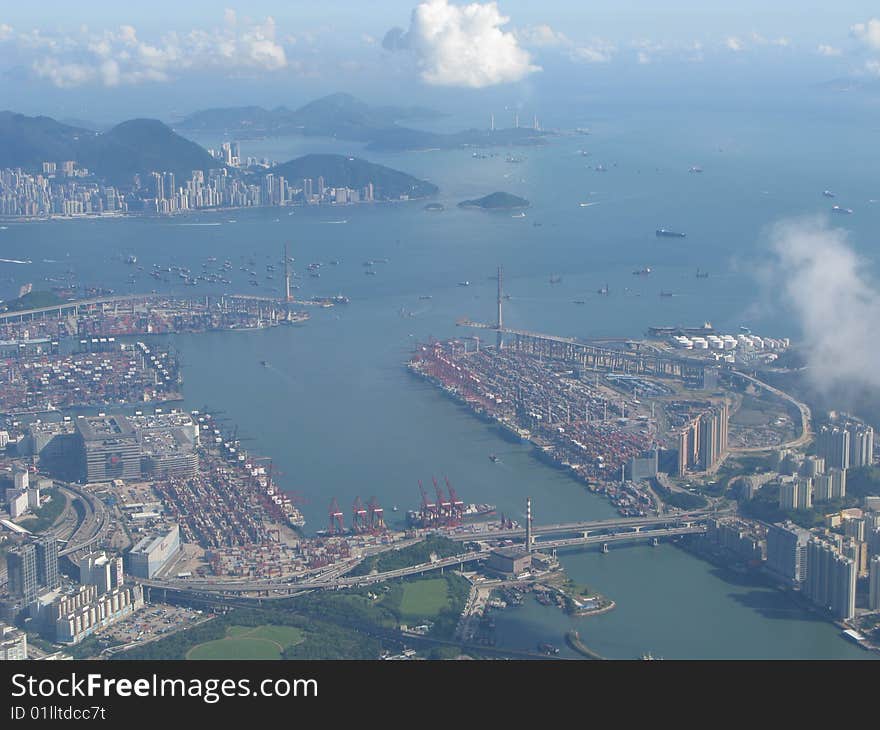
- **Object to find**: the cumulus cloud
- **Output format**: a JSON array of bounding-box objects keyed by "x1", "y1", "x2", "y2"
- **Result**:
[
  {"x1": 384, "y1": 0, "x2": 539, "y2": 88},
  {"x1": 725, "y1": 36, "x2": 743, "y2": 52},
  {"x1": 851, "y1": 18, "x2": 880, "y2": 49},
  {"x1": 10, "y1": 13, "x2": 289, "y2": 87},
  {"x1": 766, "y1": 217, "x2": 880, "y2": 396},
  {"x1": 817, "y1": 43, "x2": 842, "y2": 57}
]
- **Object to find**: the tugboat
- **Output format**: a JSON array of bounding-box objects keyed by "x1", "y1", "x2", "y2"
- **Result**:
[{"x1": 696, "y1": 268, "x2": 709, "y2": 279}]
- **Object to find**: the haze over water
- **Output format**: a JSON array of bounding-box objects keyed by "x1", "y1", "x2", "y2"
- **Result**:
[{"x1": 1, "y1": 98, "x2": 876, "y2": 658}]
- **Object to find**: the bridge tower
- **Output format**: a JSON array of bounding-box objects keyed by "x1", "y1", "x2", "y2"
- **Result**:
[
  {"x1": 284, "y1": 241, "x2": 294, "y2": 304},
  {"x1": 526, "y1": 496, "x2": 533, "y2": 553},
  {"x1": 496, "y1": 265, "x2": 504, "y2": 349}
]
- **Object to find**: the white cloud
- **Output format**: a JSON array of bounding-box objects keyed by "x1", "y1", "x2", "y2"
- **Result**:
[
  {"x1": 637, "y1": 51, "x2": 651, "y2": 65},
  {"x1": 817, "y1": 44, "x2": 842, "y2": 57},
  {"x1": 0, "y1": 23, "x2": 13, "y2": 41},
  {"x1": 766, "y1": 217, "x2": 880, "y2": 396},
  {"x1": 725, "y1": 36, "x2": 743, "y2": 52},
  {"x1": 851, "y1": 18, "x2": 880, "y2": 50},
  {"x1": 570, "y1": 39, "x2": 616, "y2": 63},
  {"x1": 385, "y1": 0, "x2": 540, "y2": 88},
  {"x1": 516, "y1": 24, "x2": 569, "y2": 48},
  {"x1": 32, "y1": 58, "x2": 97, "y2": 88},
  {"x1": 12, "y1": 14, "x2": 289, "y2": 87}
]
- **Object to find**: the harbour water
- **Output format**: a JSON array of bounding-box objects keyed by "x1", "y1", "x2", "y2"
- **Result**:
[{"x1": 2, "y1": 98, "x2": 877, "y2": 658}]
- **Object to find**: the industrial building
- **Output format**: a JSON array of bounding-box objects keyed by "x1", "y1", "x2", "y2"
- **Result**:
[
  {"x1": 627, "y1": 449, "x2": 659, "y2": 482},
  {"x1": 126, "y1": 523, "x2": 180, "y2": 579},
  {"x1": 487, "y1": 546, "x2": 532, "y2": 577},
  {"x1": 76, "y1": 415, "x2": 141, "y2": 482}
]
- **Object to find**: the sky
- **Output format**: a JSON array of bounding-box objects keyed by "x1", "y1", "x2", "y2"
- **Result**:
[{"x1": 2, "y1": 1, "x2": 880, "y2": 120}]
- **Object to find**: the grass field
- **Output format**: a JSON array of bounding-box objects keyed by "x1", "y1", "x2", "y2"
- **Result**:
[
  {"x1": 398, "y1": 578, "x2": 450, "y2": 620},
  {"x1": 187, "y1": 625, "x2": 304, "y2": 660}
]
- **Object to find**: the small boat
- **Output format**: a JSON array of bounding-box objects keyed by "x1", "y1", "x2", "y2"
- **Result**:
[
  {"x1": 489, "y1": 454, "x2": 500, "y2": 463},
  {"x1": 392, "y1": 505, "x2": 399, "y2": 512},
  {"x1": 418, "y1": 295, "x2": 433, "y2": 300},
  {"x1": 823, "y1": 190, "x2": 836, "y2": 198},
  {"x1": 632, "y1": 267, "x2": 652, "y2": 276},
  {"x1": 832, "y1": 205, "x2": 853, "y2": 214},
  {"x1": 597, "y1": 284, "x2": 609, "y2": 296},
  {"x1": 260, "y1": 360, "x2": 269, "y2": 367},
  {"x1": 696, "y1": 268, "x2": 709, "y2": 279},
  {"x1": 538, "y1": 643, "x2": 560, "y2": 655},
  {"x1": 458, "y1": 281, "x2": 470, "y2": 287},
  {"x1": 659, "y1": 290, "x2": 674, "y2": 297},
  {"x1": 549, "y1": 275, "x2": 562, "y2": 284},
  {"x1": 689, "y1": 166, "x2": 703, "y2": 173},
  {"x1": 511, "y1": 212, "x2": 526, "y2": 218},
  {"x1": 573, "y1": 299, "x2": 586, "y2": 305}
]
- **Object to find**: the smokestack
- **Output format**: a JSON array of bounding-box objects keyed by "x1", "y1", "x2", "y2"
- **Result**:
[
  {"x1": 526, "y1": 496, "x2": 532, "y2": 553},
  {"x1": 490, "y1": 113, "x2": 495, "y2": 131}
]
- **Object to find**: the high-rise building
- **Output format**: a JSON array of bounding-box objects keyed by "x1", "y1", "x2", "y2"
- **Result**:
[
  {"x1": 78, "y1": 551, "x2": 123, "y2": 594},
  {"x1": 830, "y1": 468, "x2": 847, "y2": 499},
  {"x1": 0, "y1": 622, "x2": 27, "y2": 660},
  {"x1": 813, "y1": 473, "x2": 833, "y2": 502},
  {"x1": 806, "y1": 539, "x2": 856, "y2": 620},
  {"x1": 6, "y1": 544, "x2": 38, "y2": 602},
  {"x1": 796, "y1": 477, "x2": 813, "y2": 510},
  {"x1": 844, "y1": 517, "x2": 866, "y2": 542},
  {"x1": 816, "y1": 425, "x2": 850, "y2": 470},
  {"x1": 766, "y1": 522, "x2": 810, "y2": 585},
  {"x1": 869, "y1": 555, "x2": 880, "y2": 611},
  {"x1": 778, "y1": 478, "x2": 798, "y2": 510},
  {"x1": 697, "y1": 402, "x2": 728, "y2": 472},
  {"x1": 848, "y1": 424, "x2": 874, "y2": 468},
  {"x1": 34, "y1": 535, "x2": 59, "y2": 592}
]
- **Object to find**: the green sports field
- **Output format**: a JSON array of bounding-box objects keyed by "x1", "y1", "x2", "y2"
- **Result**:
[
  {"x1": 186, "y1": 625, "x2": 304, "y2": 660},
  {"x1": 397, "y1": 578, "x2": 450, "y2": 620}
]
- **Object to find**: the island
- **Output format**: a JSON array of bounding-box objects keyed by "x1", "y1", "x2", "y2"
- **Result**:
[
  {"x1": 267, "y1": 153, "x2": 438, "y2": 201},
  {"x1": 457, "y1": 192, "x2": 530, "y2": 210}
]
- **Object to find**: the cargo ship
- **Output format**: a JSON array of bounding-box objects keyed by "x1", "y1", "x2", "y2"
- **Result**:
[
  {"x1": 656, "y1": 229, "x2": 686, "y2": 238},
  {"x1": 832, "y1": 205, "x2": 853, "y2": 215},
  {"x1": 648, "y1": 321, "x2": 714, "y2": 337},
  {"x1": 406, "y1": 503, "x2": 496, "y2": 525}
]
